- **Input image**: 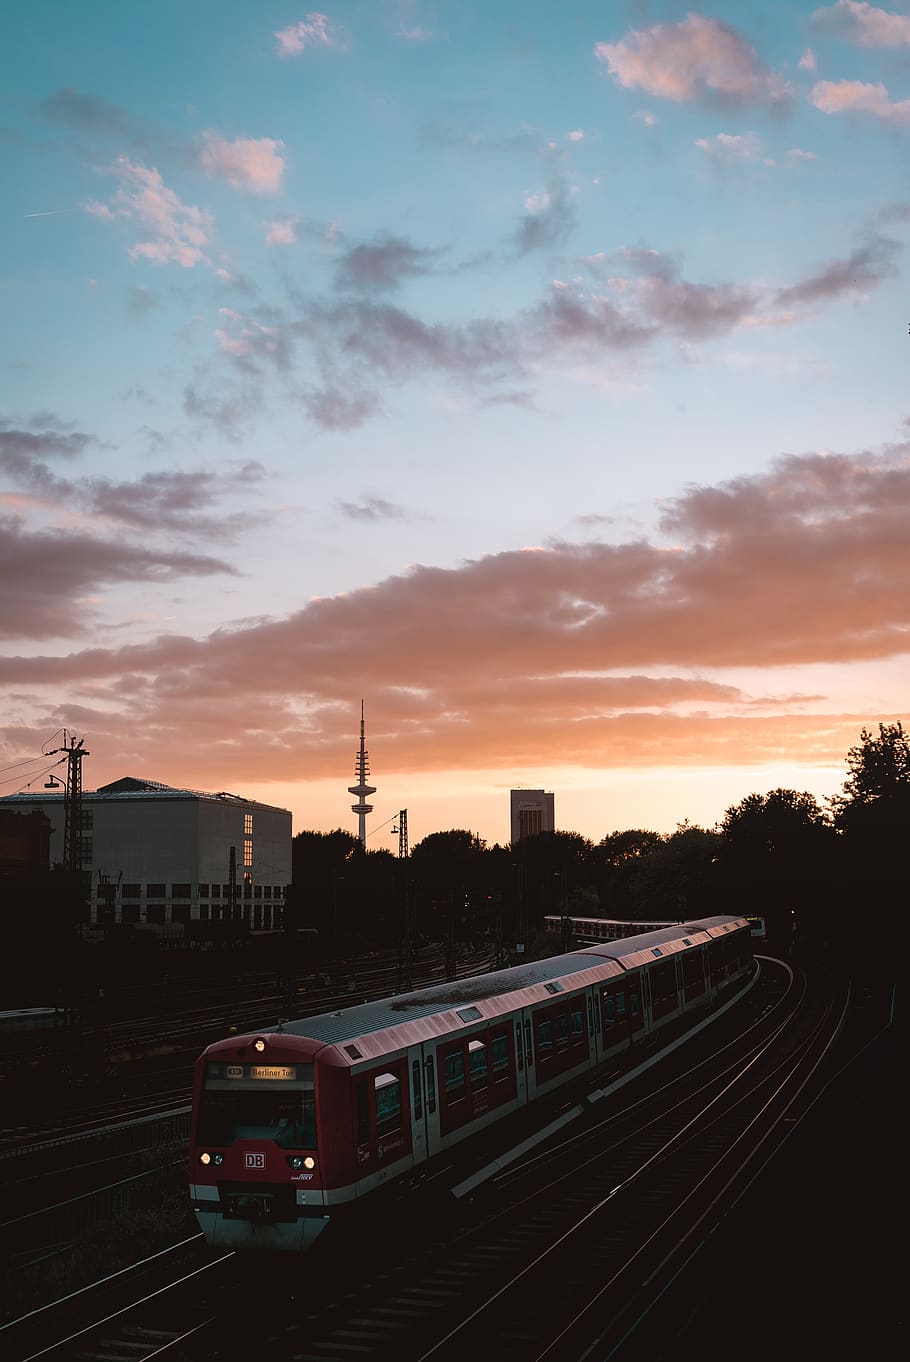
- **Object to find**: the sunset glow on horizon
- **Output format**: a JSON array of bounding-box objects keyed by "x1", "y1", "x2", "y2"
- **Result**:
[{"x1": 3, "y1": 2, "x2": 908, "y2": 849}]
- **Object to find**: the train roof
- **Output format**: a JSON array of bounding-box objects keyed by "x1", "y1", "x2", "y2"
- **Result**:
[{"x1": 224, "y1": 916, "x2": 748, "y2": 1063}]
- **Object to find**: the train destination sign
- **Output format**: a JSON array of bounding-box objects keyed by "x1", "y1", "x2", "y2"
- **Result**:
[{"x1": 249, "y1": 1065, "x2": 295, "y2": 1080}]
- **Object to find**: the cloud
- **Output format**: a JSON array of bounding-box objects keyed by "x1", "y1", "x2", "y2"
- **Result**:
[
  {"x1": 184, "y1": 224, "x2": 904, "y2": 435},
  {"x1": 775, "y1": 235, "x2": 899, "y2": 306},
  {"x1": 0, "y1": 514, "x2": 234, "y2": 640},
  {"x1": 335, "y1": 496, "x2": 413, "y2": 522},
  {"x1": 1, "y1": 416, "x2": 264, "y2": 539},
  {"x1": 595, "y1": 15, "x2": 791, "y2": 107},
  {"x1": 199, "y1": 132, "x2": 286, "y2": 193},
  {"x1": 335, "y1": 233, "x2": 443, "y2": 290},
  {"x1": 265, "y1": 218, "x2": 298, "y2": 246},
  {"x1": 811, "y1": 79, "x2": 910, "y2": 124},
  {"x1": 515, "y1": 172, "x2": 578, "y2": 255},
  {"x1": 0, "y1": 420, "x2": 95, "y2": 467},
  {"x1": 787, "y1": 147, "x2": 819, "y2": 161},
  {"x1": 568, "y1": 129, "x2": 585, "y2": 142},
  {"x1": 1, "y1": 443, "x2": 907, "y2": 784},
  {"x1": 84, "y1": 158, "x2": 213, "y2": 268},
  {"x1": 799, "y1": 47, "x2": 817, "y2": 70},
  {"x1": 812, "y1": 1, "x2": 910, "y2": 48},
  {"x1": 36, "y1": 87, "x2": 141, "y2": 138},
  {"x1": 695, "y1": 131, "x2": 763, "y2": 162},
  {"x1": 274, "y1": 13, "x2": 338, "y2": 56}
]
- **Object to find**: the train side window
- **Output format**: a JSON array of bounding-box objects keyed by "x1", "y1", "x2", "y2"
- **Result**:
[
  {"x1": 524, "y1": 1018, "x2": 533, "y2": 1066},
  {"x1": 515, "y1": 1021, "x2": 524, "y2": 1070},
  {"x1": 555, "y1": 1013, "x2": 569, "y2": 1047},
  {"x1": 424, "y1": 1055, "x2": 436, "y2": 1114},
  {"x1": 603, "y1": 993, "x2": 615, "y2": 1025},
  {"x1": 468, "y1": 1039, "x2": 488, "y2": 1090},
  {"x1": 492, "y1": 1033, "x2": 510, "y2": 1077},
  {"x1": 537, "y1": 1019, "x2": 553, "y2": 1057},
  {"x1": 444, "y1": 1049, "x2": 466, "y2": 1101},
  {"x1": 630, "y1": 981, "x2": 641, "y2": 1016},
  {"x1": 411, "y1": 1059, "x2": 423, "y2": 1121},
  {"x1": 374, "y1": 1072, "x2": 401, "y2": 1138},
  {"x1": 571, "y1": 1007, "x2": 584, "y2": 1041},
  {"x1": 615, "y1": 991, "x2": 626, "y2": 1020}
]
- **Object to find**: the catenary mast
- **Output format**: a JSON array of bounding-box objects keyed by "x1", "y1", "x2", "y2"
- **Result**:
[{"x1": 348, "y1": 701, "x2": 376, "y2": 848}]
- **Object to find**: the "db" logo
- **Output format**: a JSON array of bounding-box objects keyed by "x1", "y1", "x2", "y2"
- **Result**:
[{"x1": 244, "y1": 1152, "x2": 266, "y2": 1169}]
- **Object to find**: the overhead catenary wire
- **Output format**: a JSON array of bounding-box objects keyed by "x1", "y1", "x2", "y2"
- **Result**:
[{"x1": 0, "y1": 756, "x2": 67, "y2": 793}]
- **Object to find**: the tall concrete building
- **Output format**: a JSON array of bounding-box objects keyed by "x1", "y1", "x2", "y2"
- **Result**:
[
  {"x1": 510, "y1": 789, "x2": 555, "y2": 845},
  {"x1": 0, "y1": 776, "x2": 291, "y2": 931}
]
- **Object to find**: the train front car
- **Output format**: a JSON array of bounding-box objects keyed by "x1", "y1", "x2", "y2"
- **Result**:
[{"x1": 191, "y1": 1029, "x2": 341, "y2": 1250}]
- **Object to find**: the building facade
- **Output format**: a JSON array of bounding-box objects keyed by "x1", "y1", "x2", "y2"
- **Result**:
[
  {"x1": 0, "y1": 777, "x2": 291, "y2": 931},
  {"x1": 510, "y1": 788, "x2": 556, "y2": 845}
]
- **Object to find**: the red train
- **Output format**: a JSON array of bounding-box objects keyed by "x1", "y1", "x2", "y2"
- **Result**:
[{"x1": 190, "y1": 915, "x2": 752, "y2": 1251}]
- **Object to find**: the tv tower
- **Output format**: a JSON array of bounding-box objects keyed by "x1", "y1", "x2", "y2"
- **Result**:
[{"x1": 348, "y1": 700, "x2": 376, "y2": 848}]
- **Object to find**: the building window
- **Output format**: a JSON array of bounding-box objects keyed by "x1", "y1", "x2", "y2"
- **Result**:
[
  {"x1": 171, "y1": 904, "x2": 190, "y2": 926},
  {"x1": 81, "y1": 808, "x2": 94, "y2": 830},
  {"x1": 244, "y1": 813, "x2": 253, "y2": 836},
  {"x1": 243, "y1": 840, "x2": 253, "y2": 867},
  {"x1": 146, "y1": 903, "x2": 165, "y2": 924},
  {"x1": 171, "y1": 883, "x2": 191, "y2": 898},
  {"x1": 122, "y1": 883, "x2": 141, "y2": 898},
  {"x1": 121, "y1": 903, "x2": 140, "y2": 925},
  {"x1": 264, "y1": 886, "x2": 272, "y2": 898},
  {"x1": 148, "y1": 883, "x2": 166, "y2": 897},
  {"x1": 198, "y1": 883, "x2": 209, "y2": 899},
  {"x1": 254, "y1": 885, "x2": 262, "y2": 898}
]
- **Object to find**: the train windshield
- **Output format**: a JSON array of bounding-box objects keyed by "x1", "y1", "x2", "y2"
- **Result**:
[{"x1": 199, "y1": 1063, "x2": 317, "y2": 1148}]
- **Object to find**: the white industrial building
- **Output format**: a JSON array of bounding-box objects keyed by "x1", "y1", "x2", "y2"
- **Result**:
[
  {"x1": 510, "y1": 788, "x2": 556, "y2": 846},
  {"x1": 0, "y1": 777, "x2": 292, "y2": 931}
]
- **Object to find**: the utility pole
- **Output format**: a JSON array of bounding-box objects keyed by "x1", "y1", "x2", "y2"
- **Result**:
[
  {"x1": 44, "y1": 732, "x2": 89, "y2": 874},
  {"x1": 395, "y1": 810, "x2": 412, "y2": 993}
]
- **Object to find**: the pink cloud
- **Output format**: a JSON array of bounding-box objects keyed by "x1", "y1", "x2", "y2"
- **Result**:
[
  {"x1": 595, "y1": 14, "x2": 791, "y2": 107},
  {"x1": 200, "y1": 132, "x2": 286, "y2": 193},
  {"x1": 2, "y1": 444, "x2": 907, "y2": 789},
  {"x1": 812, "y1": 1, "x2": 910, "y2": 48},
  {"x1": 265, "y1": 218, "x2": 298, "y2": 246},
  {"x1": 799, "y1": 47, "x2": 817, "y2": 70},
  {"x1": 695, "y1": 131, "x2": 763, "y2": 162},
  {"x1": 274, "y1": 13, "x2": 337, "y2": 56},
  {"x1": 811, "y1": 79, "x2": 910, "y2": 123},
  {"x1": 84, "y1": 158, "x2": 212, "y2": 268}
]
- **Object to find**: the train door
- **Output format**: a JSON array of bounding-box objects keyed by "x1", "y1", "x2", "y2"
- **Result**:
[
  {"x1": 407, "y1": 1042, "x2": 431, "y2": 1166},
  {"x1": 419, "y1": 1044, "x2": 443, "y2": 1159},
  {"x1": 513, "y1": 1012, "x2": 530, "y2": 1105}
]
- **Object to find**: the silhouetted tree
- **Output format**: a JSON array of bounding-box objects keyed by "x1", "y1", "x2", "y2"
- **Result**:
[
  {"x1": 719, "y1": 789, "x2": 835, "y2": 940},
  {"x1": 834, "y1": 722, "x2": 910, "y2": 911},
  {"x1": 624, "y1": 824, "x2": 721, "y2": 921}
]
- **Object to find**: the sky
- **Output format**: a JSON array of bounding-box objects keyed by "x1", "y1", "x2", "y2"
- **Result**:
[{"x1": 2, "y1": 0, "x2": 909, "y2": 850}]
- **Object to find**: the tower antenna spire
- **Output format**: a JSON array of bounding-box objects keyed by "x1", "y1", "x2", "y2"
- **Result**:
[{"x1": 348, "y1": 700, "x2": 376, "y2": 848}]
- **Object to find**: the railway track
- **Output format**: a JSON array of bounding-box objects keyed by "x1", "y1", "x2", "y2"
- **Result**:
[
  {"x1": 5, "y1": 958, "x2": 893, "y2": 1361},
  {"x1": 1, "y1": 958, "x2": 860, "y2": 1362},
  {"x1": 0, "y1": 944, "x2": 497, "y2": 1157}
]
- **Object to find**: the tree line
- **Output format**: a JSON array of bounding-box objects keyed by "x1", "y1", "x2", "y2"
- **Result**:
[{"x1": 287, "y1": 722, "x2": 909, "y2": 957}]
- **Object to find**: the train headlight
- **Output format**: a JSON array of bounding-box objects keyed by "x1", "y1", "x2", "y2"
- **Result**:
[
  {"x1": 288, "y1": 1155, "x2": 304, "y2": 1169},
  {"x1": 303, "y1": 1156, "x2": 316, "y2": 1170},
  {"x1": 253, "y1": 1037, "x2": 267, "y2": 1052},
  {"x1": 213, "y1": 1153, "x2": 224, "y2": 1166},
  {"x1": 200, "y1": 1152, "x2": 211, "y2": 1165},
  {"x1": 199, "y1": 1151, "x2": 224, "y2": 1166}
]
